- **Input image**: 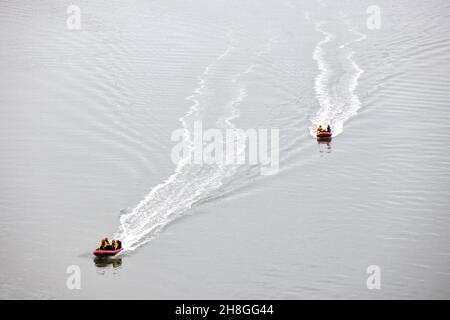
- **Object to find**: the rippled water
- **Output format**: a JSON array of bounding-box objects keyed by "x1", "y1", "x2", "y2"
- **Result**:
[{"x1": 1, "y1": 0, "x2": 449, "y2": 299}]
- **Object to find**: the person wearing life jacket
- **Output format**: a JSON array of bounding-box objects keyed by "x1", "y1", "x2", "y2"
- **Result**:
[
  {"x1": 102, "y1": 237, "x2": 112, "y2": 250},
  {"x1": 112, "y1": 240, "x2": 117, "y2": 250},
  {"x1": 116, "y1": 240, "x2": 122, "y2": 249},
  {"x1": 98, "y1": 238, "x2": 107, "y2": 250},
  {"x1": 316, "y1": 125, "x2": 324, "y2": 134},
  {"x1": 327, "y1": 124, "x2": 331, "y2": 132}
]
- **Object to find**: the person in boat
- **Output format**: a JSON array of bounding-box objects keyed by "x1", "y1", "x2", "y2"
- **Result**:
[
  {"x1": 98, "y1": 237, "x2": 113, "y2": 250},
  {"x1": 113, "y1": 240, "x2": 122, "y2": 250},
  {"x1": 98, "y1": 238, "x2": 107, "y2": 250},
  {"x1": 327, "y1": 124, "x2": 331, "y2": 132},
  {"x1": 104, "y1": 239, "x2": 114, "y2": 250},
  {"x1": 96, "y1": 238, "x2": 122, "y2": 251},
  {"x1": 316, "y1": 125, "x2": 324, "y2": 134}
]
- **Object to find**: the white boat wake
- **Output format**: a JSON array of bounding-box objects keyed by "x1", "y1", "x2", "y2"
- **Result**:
[
  {"x1": 307, "y1": 14, "x2": 367, "y2": 137},
  {"x1": 114, "y1": 35, "x2": 273, "y2": 251}
]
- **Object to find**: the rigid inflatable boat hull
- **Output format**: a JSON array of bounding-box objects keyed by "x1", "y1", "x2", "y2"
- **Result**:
[
  {"x1": 316, "y1": 132, "x2": 332, "y2": 140},
  {"x1": 93, "y1": 248, "x2": 123, "y2": 257}
]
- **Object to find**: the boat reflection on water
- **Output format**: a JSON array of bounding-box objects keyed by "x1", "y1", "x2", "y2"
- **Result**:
[
  {"x1": 93, "y1": 256, "x2": 122, "y2": 269},
  {"x1": 317, "y1": 138, "x2": 332, "y2": 154}
]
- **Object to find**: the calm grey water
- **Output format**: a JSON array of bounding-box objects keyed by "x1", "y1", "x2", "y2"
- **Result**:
[{"x1": 1, "y1": 0, "x2": 449, "y2": 299}]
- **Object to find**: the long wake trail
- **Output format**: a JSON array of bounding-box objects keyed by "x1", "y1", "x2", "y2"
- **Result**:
[
  {"x1": 113, "y1": 43, "x2": 234, "y2": 251},
  {"x1": 114, "y1": 36, "x2": 267, "y2": 251},
  {"x1": 307, "y1": 14, "x2": 367, "y2": 137}
]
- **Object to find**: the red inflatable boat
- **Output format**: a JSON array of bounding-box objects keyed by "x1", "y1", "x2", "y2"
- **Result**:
[
  {"x1": 93, "y1": 248, "x2": 123, "y2": 257},
  {"x1": 316, "y1": 131, "x2": 332, "y2": 138}
]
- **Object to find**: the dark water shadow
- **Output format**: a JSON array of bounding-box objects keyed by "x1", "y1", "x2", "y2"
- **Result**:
[
  {"x1": 317, "y1": 138, "x2": 332, "y2": 154},
  {"x1": 93, "y1": 256, "x2": 123, "y2": 269}
]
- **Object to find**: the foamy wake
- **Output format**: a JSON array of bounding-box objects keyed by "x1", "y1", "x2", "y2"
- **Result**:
[
  {"x1": 114, "y1": 35, "x2": 270, "y2": 251},
  {"x1": 307, "y1": 14, "x2": 366, "y2": 137}
]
